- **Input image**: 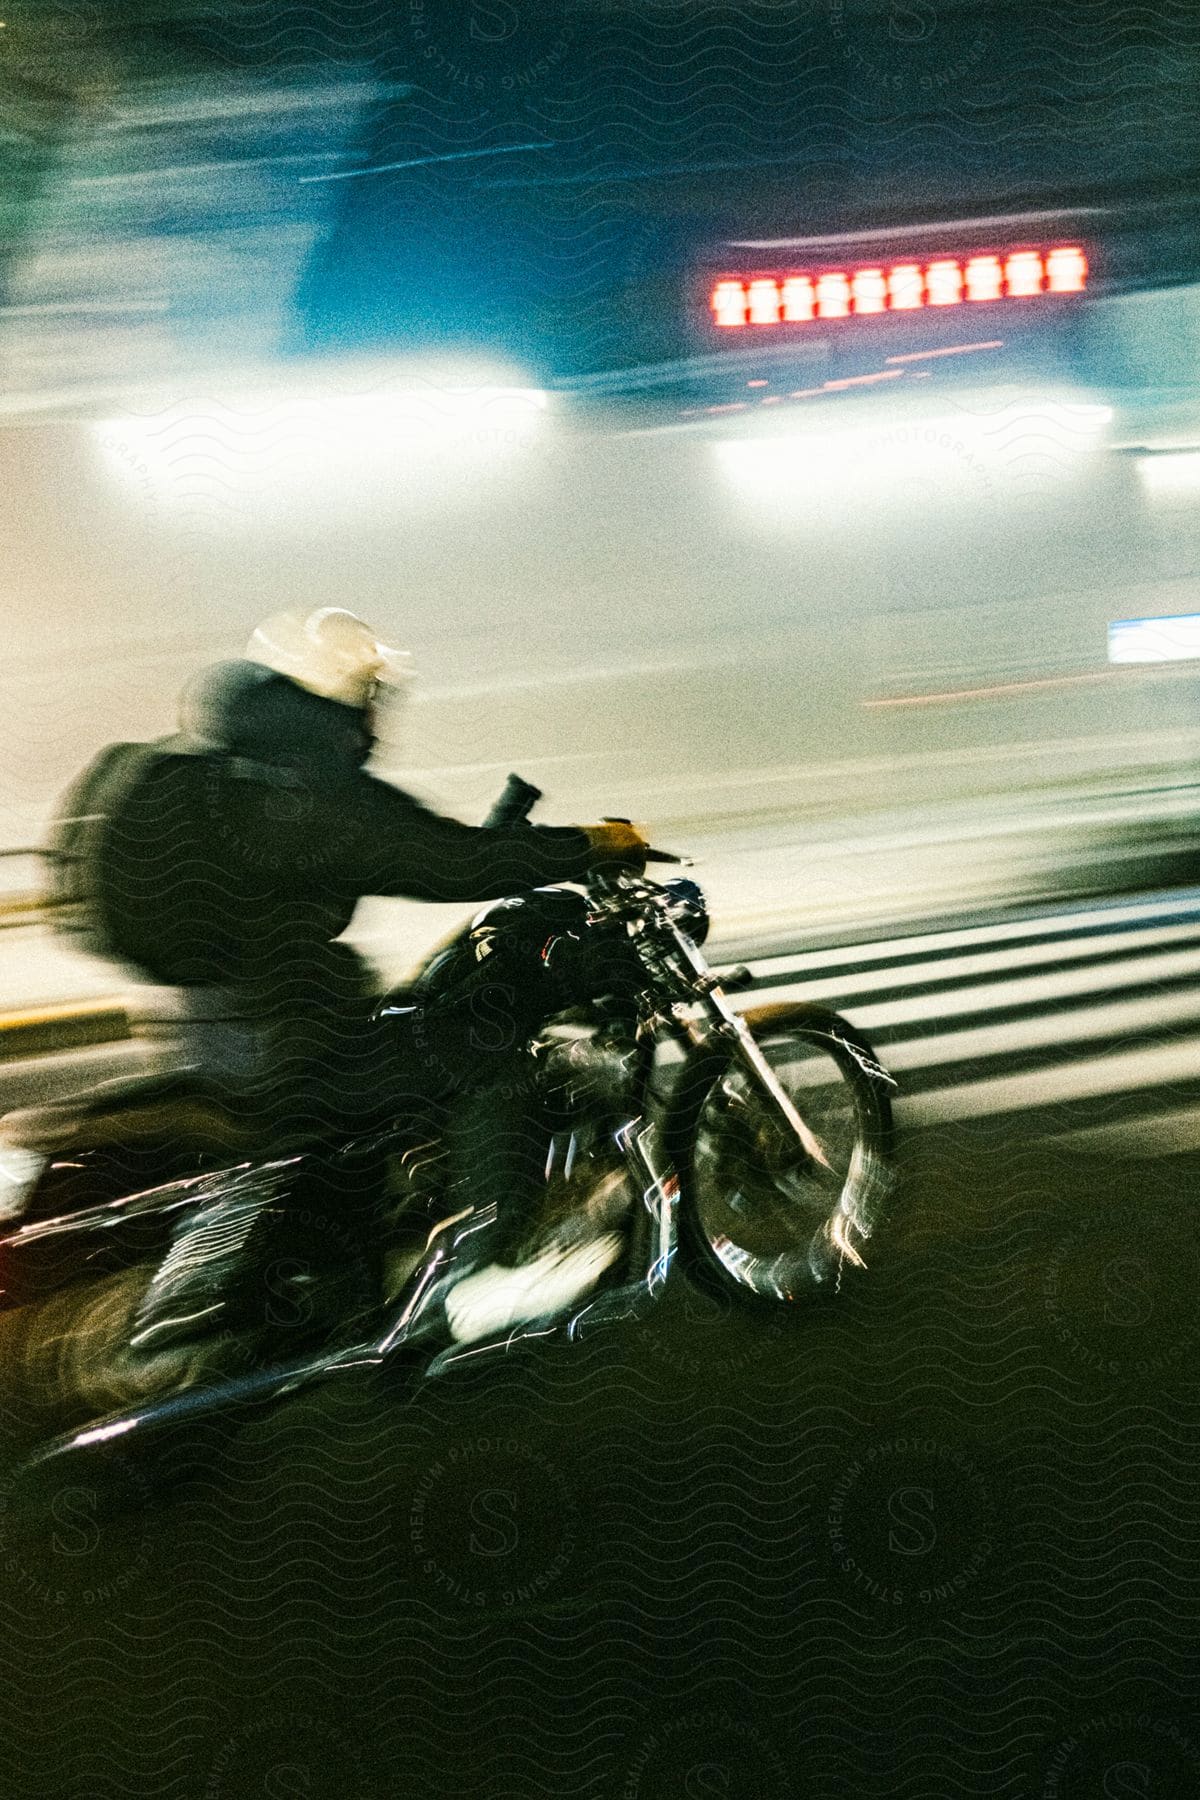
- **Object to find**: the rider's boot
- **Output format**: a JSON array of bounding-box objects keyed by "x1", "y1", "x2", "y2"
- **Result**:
[{"x1": 442, "y1": 1223, "x2": 624, "y2": 1344}]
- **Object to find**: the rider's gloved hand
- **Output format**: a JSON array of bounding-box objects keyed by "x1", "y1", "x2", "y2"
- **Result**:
[{"x1": 578, "y1": 820, "x2": 650, "y2": 872}]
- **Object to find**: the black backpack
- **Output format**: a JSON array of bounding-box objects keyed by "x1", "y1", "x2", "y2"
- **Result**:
[{"x1": 45, "y1": 740, "x2": 238, "y2": 985}]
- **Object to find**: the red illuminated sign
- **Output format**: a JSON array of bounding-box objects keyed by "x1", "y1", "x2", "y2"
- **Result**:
[{"x1": 709, "y1": 246, "x2": 1088, "y2": 328}]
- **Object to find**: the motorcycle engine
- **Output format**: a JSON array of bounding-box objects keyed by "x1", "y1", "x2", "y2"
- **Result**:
[{"x1": 539, "y1": 1027, "x2": 639, "y2": 1121}]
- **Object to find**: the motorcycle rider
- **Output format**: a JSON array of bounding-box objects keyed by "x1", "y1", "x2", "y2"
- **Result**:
[{"x1": 49, "y1": 607, "x2": 647, "y2": 1349}]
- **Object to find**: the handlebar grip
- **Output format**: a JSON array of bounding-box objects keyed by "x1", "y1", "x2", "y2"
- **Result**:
[
  {"x1": 644, "y1": 847, "x2": 683, "y2": 865},
  {"x1": 483, "y1": 773, "x2": 543, "y2": 829}
]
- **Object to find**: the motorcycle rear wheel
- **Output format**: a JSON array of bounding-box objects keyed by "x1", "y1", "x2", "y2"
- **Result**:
[{"x1": 673, "y1": 1004, "x2": 896, "y2": 1306}]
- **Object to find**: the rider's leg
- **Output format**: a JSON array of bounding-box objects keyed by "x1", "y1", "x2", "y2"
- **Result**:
[
  {"x1": 128, "y1": 965, "x2": 410, "y2": 1359},
  {"x1": 438, "y1": 1051, "x2": 623, "y2": 1341},
  {"x1": 441, "y1": 1054, "x2": 548, "y2": 1261}
]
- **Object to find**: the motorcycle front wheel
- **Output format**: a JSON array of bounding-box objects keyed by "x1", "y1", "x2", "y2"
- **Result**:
[{"x1": 672, "y1": 1004, "x2": 896, "y2": 1305}]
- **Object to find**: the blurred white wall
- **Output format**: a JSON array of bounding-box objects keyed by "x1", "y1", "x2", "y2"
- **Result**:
[{"x1": 1, "y1": 358, "x2": 1199, "y2": 860}]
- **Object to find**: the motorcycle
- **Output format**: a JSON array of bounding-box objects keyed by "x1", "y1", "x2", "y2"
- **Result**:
[{"x1": 0, "y1": 775, "x2": 896, "y2": 1467}]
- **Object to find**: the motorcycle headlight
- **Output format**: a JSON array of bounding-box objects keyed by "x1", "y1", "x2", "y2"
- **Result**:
[{"x1": 662, "y1": 877, "x2": 709, "y2": 945}]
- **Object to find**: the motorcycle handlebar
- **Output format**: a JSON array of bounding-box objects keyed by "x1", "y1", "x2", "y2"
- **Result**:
[{"x1": 483, "y1": 772, "x2": 544, "y2": 828}]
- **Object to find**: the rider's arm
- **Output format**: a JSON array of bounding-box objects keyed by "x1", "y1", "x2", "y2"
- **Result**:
[{"x1": 333, "y1": 775, "x2": 595, "y2": 903}]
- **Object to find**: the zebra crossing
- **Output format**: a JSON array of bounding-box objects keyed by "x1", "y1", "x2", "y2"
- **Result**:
[{"x1": 736, "y1": 890, "x2": 1200, "y2": 1155}]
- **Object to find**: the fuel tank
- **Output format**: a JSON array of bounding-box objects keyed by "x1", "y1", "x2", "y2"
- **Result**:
[{"x1": 381, "y1": 885, "x2": 637, "y2": 1046}]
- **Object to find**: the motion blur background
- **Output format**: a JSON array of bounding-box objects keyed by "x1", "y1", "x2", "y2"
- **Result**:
[
  {"x1": 1, "y1": 0, "x2": 1199, "y2": 983},
  {"x1": 3, "y1": 15, "x2": 1200, "y2": 1800}
]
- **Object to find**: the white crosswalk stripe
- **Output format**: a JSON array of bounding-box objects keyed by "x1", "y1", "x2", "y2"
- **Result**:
[
  {"x1": 744, "y1": 891, "x2": 1200, "y2": 977},
  {"x1": 750, "y1": 912, "x2": 1200, "y2": 991},
  {"x1": 736, "y1": 890, "x2": 1200, "y2": 1153}
]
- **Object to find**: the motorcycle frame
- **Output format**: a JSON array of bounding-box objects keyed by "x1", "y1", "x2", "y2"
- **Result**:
[{"x1": 31, "y1": 881, "x2": 854, "y2": 1461}]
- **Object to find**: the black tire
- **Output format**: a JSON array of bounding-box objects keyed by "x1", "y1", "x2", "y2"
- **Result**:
[{"x1": 671, "y1": 1004, "x2": 896, "y2": 1306}]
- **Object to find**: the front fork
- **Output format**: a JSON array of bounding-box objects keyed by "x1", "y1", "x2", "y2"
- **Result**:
[{"x1": 705, "y1": 1005, "x2": 835, "y2": 1173}]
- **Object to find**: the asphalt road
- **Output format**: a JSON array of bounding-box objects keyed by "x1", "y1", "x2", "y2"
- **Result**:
[{"x1": 0, "y1": 896, "x2": 1197, "y2": 1799}]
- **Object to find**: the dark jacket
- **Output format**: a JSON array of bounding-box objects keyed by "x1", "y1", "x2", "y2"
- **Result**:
[{"x1": 51, "y1": 662, "x2": 592, "y2": 991}]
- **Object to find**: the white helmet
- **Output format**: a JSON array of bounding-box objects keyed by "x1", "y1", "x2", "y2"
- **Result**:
[{"x1": 244, "y1": 608, "x2": 413, "y2": 709}]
